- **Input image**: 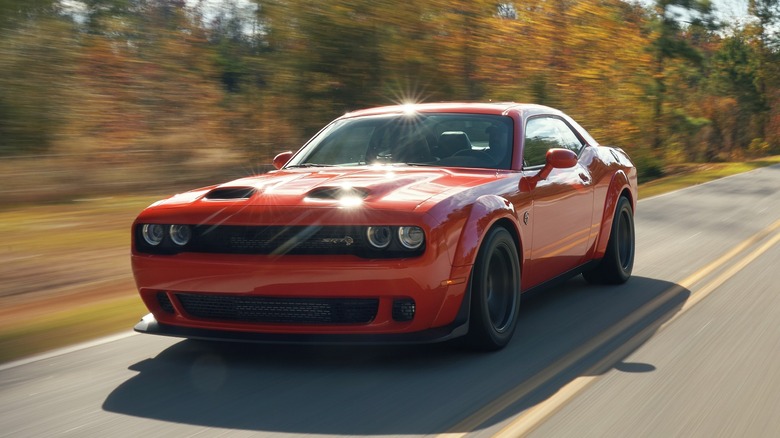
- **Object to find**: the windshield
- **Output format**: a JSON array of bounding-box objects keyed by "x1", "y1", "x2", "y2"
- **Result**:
[{"x1": 286, "y1": 113, "x2": 514, "y2": 170}]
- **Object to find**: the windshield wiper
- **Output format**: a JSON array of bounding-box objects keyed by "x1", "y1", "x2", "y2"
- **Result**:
[
  {"x1": 395, "y1": 162, "x2": 436, "y2": 167},
  {"x1": 285, "y1": 163, "x2": 332, "y2": 168}
]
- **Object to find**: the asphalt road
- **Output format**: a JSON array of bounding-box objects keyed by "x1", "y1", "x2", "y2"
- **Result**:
[{"x1": 2, "y1": 164, "x2": 779, "y2": 438}]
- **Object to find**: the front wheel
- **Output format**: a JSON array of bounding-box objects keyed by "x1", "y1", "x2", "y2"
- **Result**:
[
  {"x1": 466, "y1": 227, "x2": 521, "y2": 350},
  {"x1": 584, "y1": 196, "x2": 635, "y2": 284}
]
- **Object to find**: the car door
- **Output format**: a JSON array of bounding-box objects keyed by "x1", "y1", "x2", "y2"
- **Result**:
[{"x1": 521, "y1": 116, "x2": 595, "y2": 288}]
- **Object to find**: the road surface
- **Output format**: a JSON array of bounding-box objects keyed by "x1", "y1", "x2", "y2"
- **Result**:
[{"x1": 2, "y1": 164, "x2": 779, "y2": 437}]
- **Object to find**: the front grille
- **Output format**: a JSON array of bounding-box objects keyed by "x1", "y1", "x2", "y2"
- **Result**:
[
  {"x1": 202, "y1": 226, "x2": 362, "y2": 254},
  {"x1": 190, "y1": 225, "x2": 422, "y2": 258},
  {"x1": 135, "y1": 224, "x2": 425, "y2": 258},
  {"x1": 194, "y1": 226, "x2": 366, "y2": 255},
  {"x1": 176, "y1": 293, "x2": 379, "y2": 324}
]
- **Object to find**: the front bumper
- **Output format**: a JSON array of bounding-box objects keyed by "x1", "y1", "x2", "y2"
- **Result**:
[{"x1": 132, "y1": 252, "x2": 473, "y2": 337}]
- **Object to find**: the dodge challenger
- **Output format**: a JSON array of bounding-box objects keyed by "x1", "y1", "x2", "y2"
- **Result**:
[{"x1": 132, "y1": 102, "x2": 637, "y2": 350}]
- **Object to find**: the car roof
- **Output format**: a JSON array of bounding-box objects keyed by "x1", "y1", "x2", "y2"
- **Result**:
[{"x1": 341, "y1": 102, "x2": 561, "y2": 119}]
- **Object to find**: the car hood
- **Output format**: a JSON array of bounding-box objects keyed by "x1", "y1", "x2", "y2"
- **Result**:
[{"x1": 158, "y1": 166, "x2": 500, "y2": 213}]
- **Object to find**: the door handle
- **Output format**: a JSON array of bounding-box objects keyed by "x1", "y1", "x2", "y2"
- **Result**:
[{"x1": 578, "y1": 173, "x2": 591, "y2": 183}]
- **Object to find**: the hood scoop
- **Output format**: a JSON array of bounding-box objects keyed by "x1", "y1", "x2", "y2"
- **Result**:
[
  {"x1": 204, "y1": 186, "x2": 256, "y2": 200},
  {"x1": 305, "y1": 186, "x2": 370, "y2": 201}
]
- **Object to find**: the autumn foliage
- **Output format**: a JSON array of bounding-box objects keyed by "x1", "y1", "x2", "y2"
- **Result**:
[{"x1": 1, "y1": 0, "x2": 778, "y2": 202}]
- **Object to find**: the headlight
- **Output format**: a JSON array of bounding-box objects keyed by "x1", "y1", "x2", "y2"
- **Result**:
[
  {"x1": 398, "y1": 226, "x2": 424, "y2": 249},
  {"x1": 169, "y1": 224, "x2": 192, "y2": 246},
  {"x1": 366, "y1": 226, "x2": 392, "y2": 248},
  {"x1": 142, "y1": 224, "x2": 165, "y2": 246}
]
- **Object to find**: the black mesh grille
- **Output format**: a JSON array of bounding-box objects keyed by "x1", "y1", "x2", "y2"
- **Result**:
[
  {"x1": 157, "y1": 292, "x2": 175, "y2": 314},
  {"x1": 194, "y1": 226, "x2": 366, "y2": 255},
  {"x1": 176, "y1": 293, "x2": 379, "y2": 324},
  {"x1": 213, "y1": 226, "x2": 361, "y2": 253},
  {"x1": 392, "y1": 299, "x2": 416, "y2": 322},
  {"x1": 189, "y1": 225, "x2": 421, "y2": 257}
]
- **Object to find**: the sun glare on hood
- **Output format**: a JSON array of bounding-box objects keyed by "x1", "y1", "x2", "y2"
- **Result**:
[{"x1": 338, "y1": 196, "x2": 364, "y2": 207}]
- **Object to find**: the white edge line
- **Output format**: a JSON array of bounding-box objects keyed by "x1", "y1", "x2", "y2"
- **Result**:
[{"x1": 0, "y1": 331, "x2": 138, "y2": 372}]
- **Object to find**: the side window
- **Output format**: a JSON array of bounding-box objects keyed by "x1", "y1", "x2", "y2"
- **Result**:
[
  {"x1": 555, "y1": 120, "x2": 583, "y2": 154},
  {"x1": 523, "y1": 117, "x2": 583, "y2": 167}
]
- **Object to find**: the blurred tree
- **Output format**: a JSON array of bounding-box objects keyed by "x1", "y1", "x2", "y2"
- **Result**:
[
  {"x1": 649, "y1": 0, "x2": 714, "y2": 151},
  {"x1": 482, "y1": 0, "x2": 654, "y2": 157},
  {"x1": 706, "y1": 31, "x2": 764, "y2": 157},
  {"x1": 749, "y1": 0, "x2": 779, "y2": 52},
  {"x1": 748, "y1": 0, "x2": 779, "y2": 148},
  {"x1": 0, "y1": 8, "x2": 76, "y2": 155},
  {"x1": 66, "y1": 0, "x2": 238, "y2": 164},
  {"x1": 256, "y1": 0, "x2": 384, "y2": 136},
  {"x1": 0, "y1": 0, "x2": 56, "y2": 27},
  {"x1": 429, "y1": 0, "x2": 498, "y2": 100},
  {"x1": 2, "y1": 0, "x2": 780, "y2": 198}
]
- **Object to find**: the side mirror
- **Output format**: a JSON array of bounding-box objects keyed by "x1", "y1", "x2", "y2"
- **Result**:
[
  {"x1": 520, "y1": 148, "x2": 578, "y2": 191},
  {"x1": 546, "y1": 148, "x2": 578, "y2": 169},
  {"x1": 272, "y1": 151, "x2": 294, "y2": 170}
]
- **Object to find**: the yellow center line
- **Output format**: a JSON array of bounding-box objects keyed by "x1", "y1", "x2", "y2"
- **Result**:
[
  {"x1": 437, "y1": 219, "x2": 780, "y2": 438},
  {"x1": 676, "y1": 218, "x2": 780, "y2": 289},
  {"x1": 496, "y1": 230, "x2": 780, "y2": 437}
]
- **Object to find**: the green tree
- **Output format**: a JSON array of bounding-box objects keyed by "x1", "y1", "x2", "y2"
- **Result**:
[
  {"x1": 649, "y1": 0, "x2": 714, "y2": 151},
  {"x1": 748, "y1": 0, "x2": 779, "y2": 147},
  {"x1": 0, "y1": 9, "x2": 77, "y2": 155},
  {"x1": 708, "y1": 32, "x2": 764, "y2": 155}
]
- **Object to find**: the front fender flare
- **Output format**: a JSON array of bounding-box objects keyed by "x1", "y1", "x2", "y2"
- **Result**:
[{"x1": 451, "y1": 195, "x2": 521, "y2": 268}]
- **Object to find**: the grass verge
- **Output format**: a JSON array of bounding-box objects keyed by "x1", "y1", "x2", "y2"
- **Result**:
[
  {"x1": 1, "y1": 156, "x2": 779, "y2": 365},
  {"x1": 0, "y1": 296, "x2": 147, "y2": 364},
  {"x1": 638, "y1": 156, "x2": 780, "y2": 199}
]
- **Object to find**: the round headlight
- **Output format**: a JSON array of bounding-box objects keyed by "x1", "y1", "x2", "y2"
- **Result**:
[
  {"x1": 398, "y1": 226, "x2": 424, "y2": 249},
  {"x1": 142, "y1": 224, "x2": 165, "y2": 246},
  {"x1": 366, "y1": 226, "x2": 392, "y2": 248},
  {"x1": 169, "y1": 224, "x2": 192, "y2": 246}
]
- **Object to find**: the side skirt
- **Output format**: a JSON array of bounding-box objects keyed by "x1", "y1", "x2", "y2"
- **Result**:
[{"x1": 521, "y1": 259, "x2": 600, "y2": 299}]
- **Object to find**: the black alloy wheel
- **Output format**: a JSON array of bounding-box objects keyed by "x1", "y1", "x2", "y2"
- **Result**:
[
  {"x1": 466, "y1": 227, "x2": 521, "y2": 350},
  {"x1": 583, "y1": 196, "x2": 635, "y2": 284}
]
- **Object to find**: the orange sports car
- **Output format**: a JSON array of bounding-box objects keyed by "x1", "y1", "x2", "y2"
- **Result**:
[{"x1": 132, "y1": 103, "x2": 637, "y2": 350}]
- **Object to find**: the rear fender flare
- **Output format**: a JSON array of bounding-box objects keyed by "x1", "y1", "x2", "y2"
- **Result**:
[{"x1": 593, "y1": 170, "x2": 634, "y2": 259}]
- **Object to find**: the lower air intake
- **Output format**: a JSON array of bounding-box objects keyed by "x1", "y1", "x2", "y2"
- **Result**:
[
  {"x1": 392, "y1": 298, "x2": 416, "y2": 322},
  {"x1": 176, "y1": 293, "x2": 379, "y2": 324},
  {"x1": 157, "y1": 292, "x2": 175, "y2": 314}
]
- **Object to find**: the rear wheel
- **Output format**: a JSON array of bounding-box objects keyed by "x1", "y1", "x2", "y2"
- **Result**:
[
  {"x1": 466, "y1": 227, "x2": 521, "y2": 350},
  {"x1": 584, "y1": 196, "x2": 635, "y2": 284}
]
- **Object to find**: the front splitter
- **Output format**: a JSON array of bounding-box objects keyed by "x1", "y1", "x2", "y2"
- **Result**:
[{"x1": 134, "y1": 313, "x2": 469, "y2": 345}]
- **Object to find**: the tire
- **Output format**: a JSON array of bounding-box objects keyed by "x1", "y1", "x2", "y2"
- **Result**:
[
  {"x1": 466, "y1": 227, "x2": 521, "y2": 350},
  {"x1": 584, "y1": 196, "x2": 635, "y2": 284}
]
